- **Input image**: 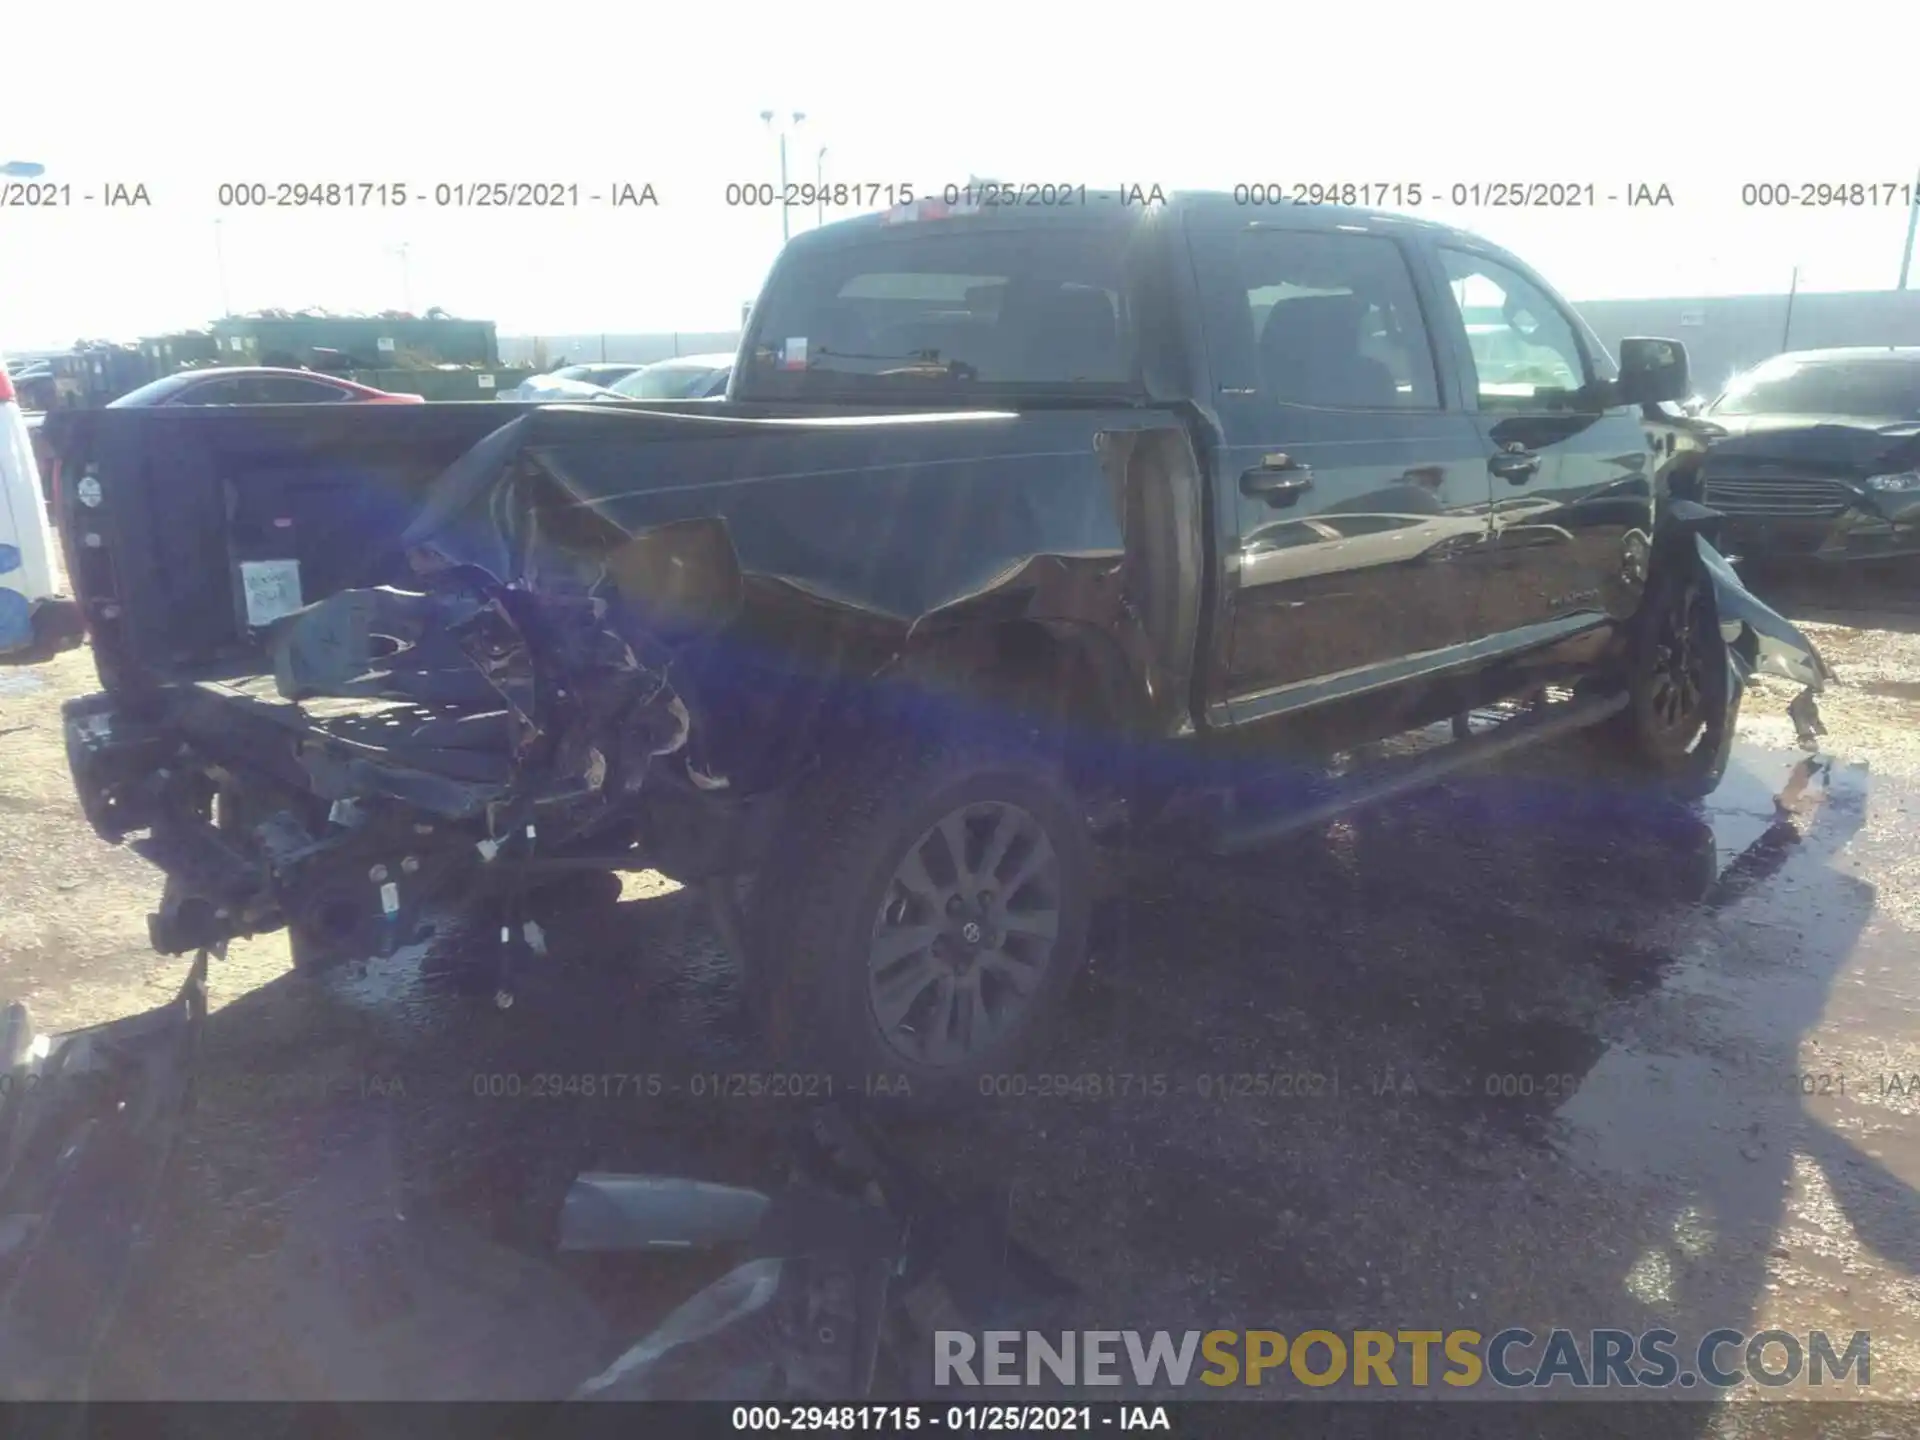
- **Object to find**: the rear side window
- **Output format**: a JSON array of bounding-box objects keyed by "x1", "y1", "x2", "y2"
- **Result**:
[
  {"x1": 249, "y1": 377, "x2": 352, "y2": 403},
  {"x1": 177, "y1": 378, "x2": 244, "y2": 405},
  {"x1": 1206, "y1": 230, "x2": 1440, "y2": 410},
  {"x1": 737, "y1": 224, "x2": 1139, "y2": 399}
]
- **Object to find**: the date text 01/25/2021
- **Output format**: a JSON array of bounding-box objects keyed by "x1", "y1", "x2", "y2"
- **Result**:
[
  {"x1": 211, "y1": 181, "x2": 660, "y2": 208},
  {"x1": 464, "y1": 1070, "x2": 914, "y2": 1100},
  {"x1": 724, "y1": 183, "x2": 1099, "y2": 209},
  {"x1": 1229, "y1": 181, "x2": 1675, "y2": 208},
  {"x1": 729, "y1": 1405, "x2": 1169, "y2": 1432},
  {"x1": 0, "y1": 181, "x2": 149, "y2": 207}
]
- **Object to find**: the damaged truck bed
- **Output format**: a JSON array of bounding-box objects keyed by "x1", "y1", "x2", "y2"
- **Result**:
[{"x1": 46, "y1": 190, "x2": 1832, "y2": 1109}]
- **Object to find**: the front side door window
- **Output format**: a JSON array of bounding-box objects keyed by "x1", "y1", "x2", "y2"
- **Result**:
[{"x1": 1440, "y1": 250, "x2": 1589, "y2": 412}]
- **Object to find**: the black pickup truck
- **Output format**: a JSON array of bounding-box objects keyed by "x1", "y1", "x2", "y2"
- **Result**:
[{"x1": 44, "y1": 191, "x2": 1829, "y2": 1108}]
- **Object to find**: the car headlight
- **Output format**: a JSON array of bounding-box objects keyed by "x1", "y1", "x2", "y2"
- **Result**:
[{"x1": 1864, "y1": 469, "x2": 1920, "y2": 493}]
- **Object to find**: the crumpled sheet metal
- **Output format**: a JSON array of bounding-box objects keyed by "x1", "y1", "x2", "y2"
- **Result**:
[
  {"x1": 396, "y1": 405, "x2": 1172, "y2": 723},
  {"x1": 560, "y1": 1105, "x2": 1082, "y2": 1403},
  {"x1": 558, "y1": 1173, "x2": 772, "y2": 1252},
  {"x1": 1697, "y1": 533, "x2": 1830, "y2": 693}
]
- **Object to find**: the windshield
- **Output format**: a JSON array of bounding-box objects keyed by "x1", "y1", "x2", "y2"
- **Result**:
[
  {"x1": 575, "y1": 365, "x2": 641, "y2": 387},
  {"x1": 1711, "y1": 355, "x2": 1920, "y2": 420},
  {"x1": 736, "y1": 223, "x2": 1139, "y2": 401},
  {"x1": 612, "y1": 363, "x2": 724, "y2": 399}
]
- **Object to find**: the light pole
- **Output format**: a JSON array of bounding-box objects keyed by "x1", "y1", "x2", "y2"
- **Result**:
[
  {"x1": 389, "y1": 243, "x2": 414, "y2": 313},
  {"x1": 760, "y1": 109, "x2": 806, "y2": 243},
  {"x1": 1900, "y1": 165, "x2": 1920, "y2": 290},
  {"x1": 817, "y1": 146, "x2": 828, "y2": 227},
  {"x1": 214, "y1": 219, "x2": 231, "y2": 316}
]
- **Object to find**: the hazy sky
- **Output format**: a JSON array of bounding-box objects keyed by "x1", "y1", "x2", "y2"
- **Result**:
[{"x1": 3, "y1": 1, "x2": 1917, "y2": 350}]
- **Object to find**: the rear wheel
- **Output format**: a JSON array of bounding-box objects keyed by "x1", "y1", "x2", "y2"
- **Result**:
[
  {"x1": 1604, "y1": 558, "x2": 1737, "y2": 801},
  {"x1": 749, "y1": 737, "x2": 1093, "y2": 1112}
]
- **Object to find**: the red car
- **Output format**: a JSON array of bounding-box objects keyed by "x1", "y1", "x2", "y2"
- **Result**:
[
  {"x1": 107, "y1": 367, "x2": 426, "y2": 408},
  {"x1": 25, "y1": 369, "x2": 421, "y2": 513}
]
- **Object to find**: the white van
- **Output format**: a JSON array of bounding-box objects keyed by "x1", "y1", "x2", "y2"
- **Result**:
[{"x1": 0, "y1": 351, "x2": 64, "y2": 656}]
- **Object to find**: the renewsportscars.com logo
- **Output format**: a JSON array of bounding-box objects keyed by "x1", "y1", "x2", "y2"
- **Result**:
[{"x1": 935, "y1": 1328, "x2": 1872, "y2": 1391}]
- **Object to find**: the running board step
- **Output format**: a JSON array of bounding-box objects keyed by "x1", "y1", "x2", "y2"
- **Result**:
[{"x1": 1206, "y1": 690, "x2": 1630, "y2": 857}]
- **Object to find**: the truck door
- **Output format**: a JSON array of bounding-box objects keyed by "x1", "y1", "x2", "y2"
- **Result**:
[
  {"x1": 1428, "y1": 246, "x2": 1655, "y2": 648},
  {"x1": 1188, "y1": 220, "x2": 1495, "y2": 734}
]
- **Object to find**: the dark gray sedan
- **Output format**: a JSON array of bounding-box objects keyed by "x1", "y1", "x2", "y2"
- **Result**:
[{"x1": 1698, "y1": 347, "x2": 1920, "y2": 564}]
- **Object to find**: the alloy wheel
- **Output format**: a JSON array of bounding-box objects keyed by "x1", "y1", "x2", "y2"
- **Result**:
[
  {"x1": 866, "y1": 800, "x2": 1062, "y2": 1066},
  {"x1": 1648, "y1": 581, "x2": 1710, "y2": 745}
]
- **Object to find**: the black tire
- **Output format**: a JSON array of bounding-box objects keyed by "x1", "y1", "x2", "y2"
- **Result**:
[
  {"x1": 748, "y1": 737, "x2": 1093, "y2": 1113},
  {"x1": 1604, "y1": 556, "x2": 1737, "y2": 802}
]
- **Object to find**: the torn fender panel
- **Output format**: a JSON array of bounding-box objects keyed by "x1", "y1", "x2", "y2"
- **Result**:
[
  {"x1": 402, "y1": 404, "x2": 1198, "y2": 739},
  {"x1": 1696, "y1": 533, "x2": 1830, "y2": 691}
]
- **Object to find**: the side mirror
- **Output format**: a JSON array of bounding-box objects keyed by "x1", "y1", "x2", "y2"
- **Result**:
[{"x1": 1616, "y1": 337, "x2": 1691, "y2": 406}]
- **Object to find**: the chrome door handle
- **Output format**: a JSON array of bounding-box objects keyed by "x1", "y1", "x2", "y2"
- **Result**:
[
  {"x1": 1489, "y1": 447, "x2": 1540, "y2": 484},
  {"x1": 1241, "y1": 454, "x2": 1315, "y2": 506}
]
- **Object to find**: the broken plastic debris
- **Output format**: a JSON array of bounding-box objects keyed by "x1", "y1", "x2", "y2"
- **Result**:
[
  {"x1": 558, "y1": 1174, "x2": 773, "y2": 1253},
  {"x1": 572, "y1": 1257, "x2": 785, "y2": 1399}
]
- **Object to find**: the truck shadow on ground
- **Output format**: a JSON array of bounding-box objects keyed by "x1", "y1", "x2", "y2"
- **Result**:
[
  {"x1": 97, "y1": 734, "x2": 1914, "y2": 1428},
  {"x1": 972, "y1": 738, "x2": 1904, "y2": 1426}
]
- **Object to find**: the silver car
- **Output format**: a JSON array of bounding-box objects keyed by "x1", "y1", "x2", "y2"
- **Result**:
[
  {"x1": 604, "y1": 353, "x2": 733, "y2": 400},
  {"x1": 501, "y1": 363, "x2": 648, "y2": 401}
]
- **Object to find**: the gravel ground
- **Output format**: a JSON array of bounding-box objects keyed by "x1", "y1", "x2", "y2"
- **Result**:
[{"x1": 2, "y1": 570, "x2": 1918, "y2": 1434}]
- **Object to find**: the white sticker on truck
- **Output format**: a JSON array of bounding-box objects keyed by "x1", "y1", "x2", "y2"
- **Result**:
[{"x1": 240, "y1": 559, "x2": 304, "y2": 627}]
